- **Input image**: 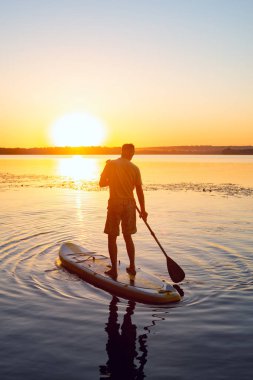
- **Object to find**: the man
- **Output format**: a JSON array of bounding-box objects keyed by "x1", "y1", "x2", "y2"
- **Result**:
[{"x1": 99, "y1": 143, "x2": 148, "y2": 278}]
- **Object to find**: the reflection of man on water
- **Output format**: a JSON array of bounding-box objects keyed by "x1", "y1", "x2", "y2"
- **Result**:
[{"x1": 100, "y1": 296, "x2": 148, "y2": 379}]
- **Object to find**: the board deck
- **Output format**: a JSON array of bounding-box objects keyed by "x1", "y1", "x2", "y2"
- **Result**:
[{"x1": 59, "y1": 242, "x2": 181, "y2": 304}]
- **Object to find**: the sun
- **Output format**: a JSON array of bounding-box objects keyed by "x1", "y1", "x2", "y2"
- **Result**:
[{"x1": 50, "y1": 112, "x2": 106, "y2": 147}]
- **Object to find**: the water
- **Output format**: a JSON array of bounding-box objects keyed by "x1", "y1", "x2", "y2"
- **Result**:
[{"x1": 1, "y1": 155, "x2": 253, "y2": 379}]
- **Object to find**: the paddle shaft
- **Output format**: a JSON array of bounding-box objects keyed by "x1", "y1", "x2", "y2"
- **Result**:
[
  {"x1": 135, "y1": 205, "x2": 168, "y2": 258},
  {"x1": 136, "y1": 204, "x2": 185, "y2": 283}
]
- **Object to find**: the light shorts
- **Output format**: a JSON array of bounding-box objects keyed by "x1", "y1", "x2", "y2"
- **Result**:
[{"x1": 104, "y1": 198, "x2": 137, "y2": 236}]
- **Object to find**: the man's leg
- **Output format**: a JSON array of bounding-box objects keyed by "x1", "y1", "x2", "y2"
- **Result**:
[
  {"x1": 105, "y1": 234, "x2": 118, "y2": 277},
  {"x1": 123, "y1": 234, "x2": 136, "y2": 275}
]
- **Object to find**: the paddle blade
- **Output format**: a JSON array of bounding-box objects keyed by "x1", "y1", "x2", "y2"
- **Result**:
[{"x1": 166, "y1": 256, "x2": 185, "y2": 283}]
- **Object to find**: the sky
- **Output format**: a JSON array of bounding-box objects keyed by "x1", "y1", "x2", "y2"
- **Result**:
[{"x1": 0, "y1": 0, "x2": 253, "y2": 148}]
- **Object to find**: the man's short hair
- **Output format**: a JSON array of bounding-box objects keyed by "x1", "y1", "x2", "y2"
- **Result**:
[{"x1": 122, "y1": 143, "x2": 135, "y2": 153}]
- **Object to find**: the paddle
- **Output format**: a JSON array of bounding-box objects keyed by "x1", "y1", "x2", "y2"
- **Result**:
[{"x1": 136, "y1": 205, "x2": 185, "y2": 283}]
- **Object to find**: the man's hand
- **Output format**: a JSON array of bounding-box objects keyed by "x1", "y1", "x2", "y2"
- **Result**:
[{"x1": 139, "y1": 210, "x2": 148, "y2": 222}]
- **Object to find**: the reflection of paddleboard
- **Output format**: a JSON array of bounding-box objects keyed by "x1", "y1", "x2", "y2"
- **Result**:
[{"x1": 59, "y1": 242, "x2": 181, "y2": 304}]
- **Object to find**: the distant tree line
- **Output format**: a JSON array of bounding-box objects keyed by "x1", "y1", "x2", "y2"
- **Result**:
[
  {"x1": 0, "y1": 146, "x2": 253, "y2": 155},
  {"x1": 0, "y1": 146, "x2": 121, "y2": 155},
  {"x1": 222, "y1": 147, "x2": 253, "y2": 155}
]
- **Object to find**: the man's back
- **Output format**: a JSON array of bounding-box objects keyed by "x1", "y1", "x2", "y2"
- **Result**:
[{"x1": 101, "y1": 157, "x2": 142, "y2": 200}]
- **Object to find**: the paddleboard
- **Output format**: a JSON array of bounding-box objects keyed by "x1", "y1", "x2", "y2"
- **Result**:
[{"x1": 59, "y1": 242, "x2": 181, "y2": 304}]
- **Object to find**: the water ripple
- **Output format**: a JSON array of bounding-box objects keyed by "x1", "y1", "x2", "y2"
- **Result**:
[
  {"x1": 0, "y1": 189, "x2": 253, "y2": 313},
  {"x1": 1, "y1": 172, "x2": 253, "y2": 197}
]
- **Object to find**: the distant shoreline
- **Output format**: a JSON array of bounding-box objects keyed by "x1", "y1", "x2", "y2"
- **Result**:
[{"x1": 0, "y1": 146, "x2": 253, "y2": 155}]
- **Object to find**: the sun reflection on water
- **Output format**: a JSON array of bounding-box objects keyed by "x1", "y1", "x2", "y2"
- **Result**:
[
  {"x1": 57, "y1": 156, "x2": 99, "y2": 182},
  {"x1": 75, "y1": 192, "x2": 84, "y2": 222}
]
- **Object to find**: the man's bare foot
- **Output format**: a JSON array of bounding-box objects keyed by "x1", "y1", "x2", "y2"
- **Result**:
[
  {"x1": 126, "y1": 266, "x2": 136, "y2": 276},
  {"x1": 105, "y1": 268, "x2": 118, "y2": 278}
]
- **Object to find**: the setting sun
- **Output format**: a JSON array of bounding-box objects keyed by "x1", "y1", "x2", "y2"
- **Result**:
[{"x1": 50, "y1": 112, "x2": 106, "y2": 147}]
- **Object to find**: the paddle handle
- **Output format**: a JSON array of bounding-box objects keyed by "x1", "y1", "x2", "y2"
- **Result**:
[{"x1": 135, "y1": 205, "x2": 168, "y2": 258}]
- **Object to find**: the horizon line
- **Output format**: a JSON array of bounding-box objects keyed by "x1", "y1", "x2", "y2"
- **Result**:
[{"x1": 1, "y1": 145, "x2": 253, "y2": 150}]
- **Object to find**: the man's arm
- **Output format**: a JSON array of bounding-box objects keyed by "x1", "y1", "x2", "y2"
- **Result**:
[
  {"x1": 99, "y1": 160, "x2": 110, "y2": 187},
  {"x1": 136, "y1": 184, "x2": 148, "y2": 221}
]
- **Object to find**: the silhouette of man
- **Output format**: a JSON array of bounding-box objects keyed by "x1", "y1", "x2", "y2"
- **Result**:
[{"x1": 99, "y1": 143, "x2": 148, "y2": 278}]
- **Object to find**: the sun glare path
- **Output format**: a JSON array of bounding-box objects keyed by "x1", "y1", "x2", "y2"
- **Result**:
[
  {"x1": 57, "y1": 156, "x2": 99, "y2": 182},
  {"x1": 50, "y1": 112, "x2": 106, "y2": 147}
]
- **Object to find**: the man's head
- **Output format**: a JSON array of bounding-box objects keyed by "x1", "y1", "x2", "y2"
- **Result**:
[{"x1": 121, "y1": 143, "x2": 135, "y2": 160}]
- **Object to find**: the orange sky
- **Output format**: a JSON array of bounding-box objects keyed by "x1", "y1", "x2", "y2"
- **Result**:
[{"x1": 1, "y1": 1, "x2": 253, "y2": 148}]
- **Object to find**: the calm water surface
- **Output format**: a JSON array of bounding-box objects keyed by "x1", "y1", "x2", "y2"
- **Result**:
[{"x1": 0, "y1": 155, "x2": 253, "y2": 379}]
